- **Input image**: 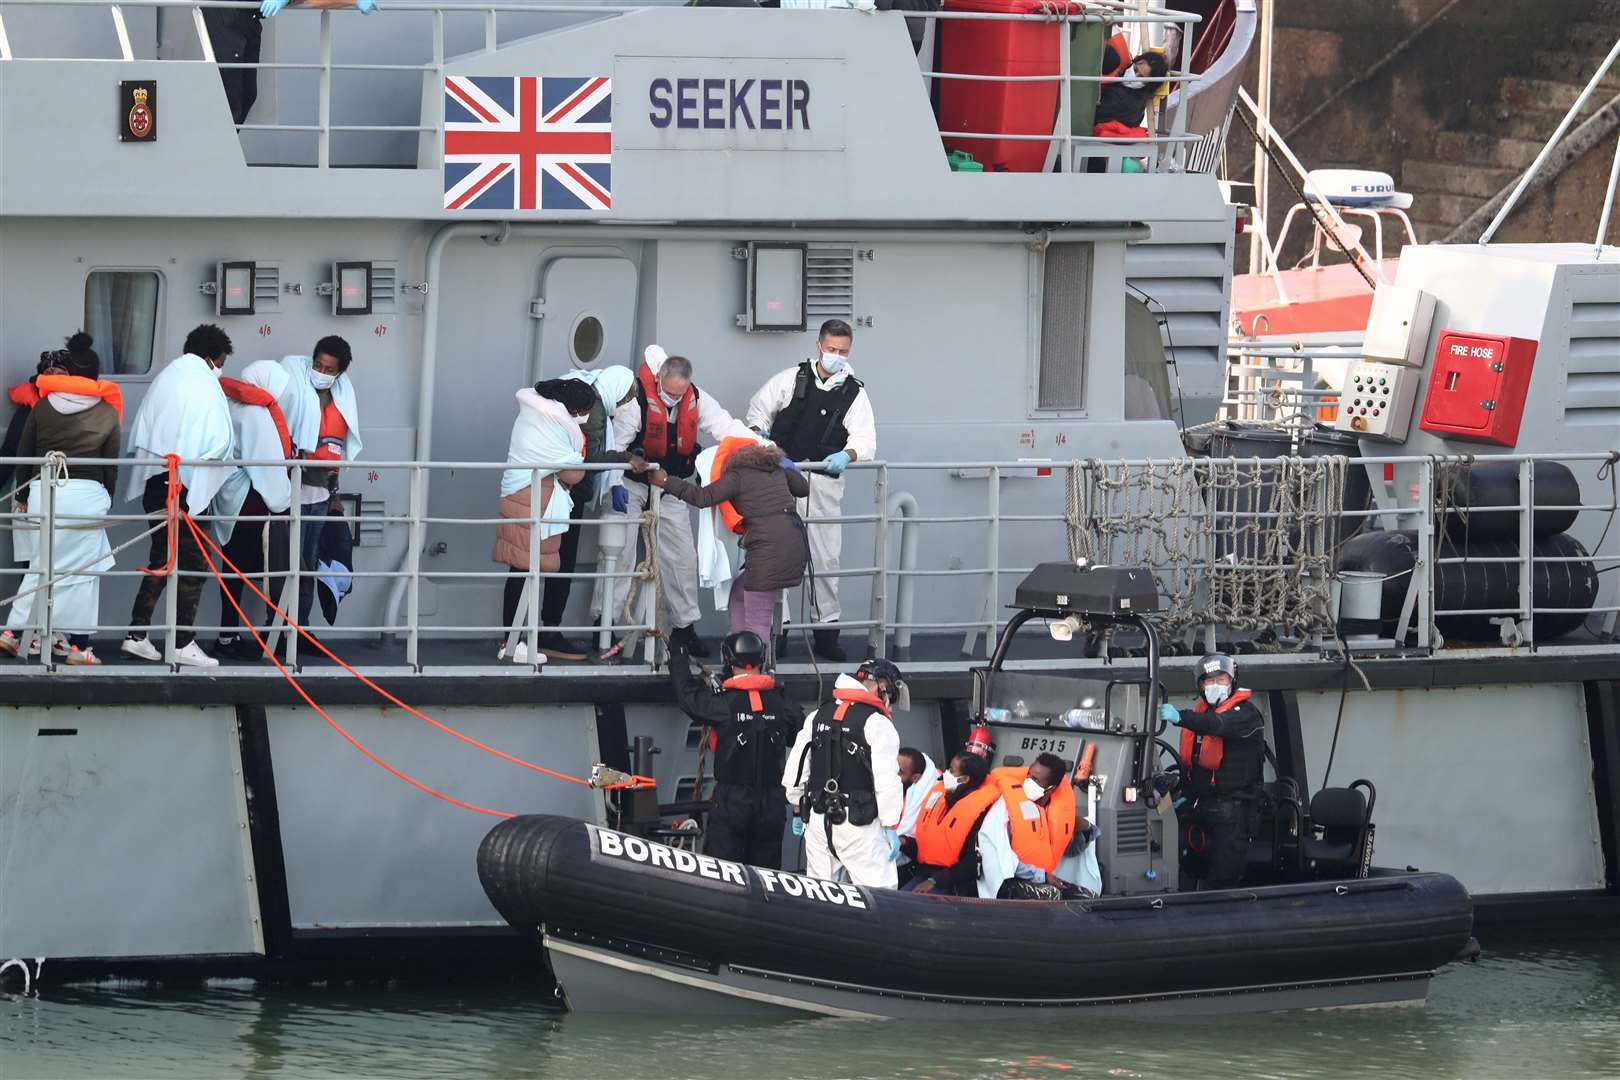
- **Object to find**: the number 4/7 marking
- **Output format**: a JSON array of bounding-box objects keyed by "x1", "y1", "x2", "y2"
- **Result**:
[{"x1": 374, "y1": 324, "x2": 388, "y2": 337}]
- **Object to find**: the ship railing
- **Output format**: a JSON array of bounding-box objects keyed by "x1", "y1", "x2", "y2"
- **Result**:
[
  {"x1": 1, "y1": 450, "x2": 1614, "y2": 673},
  {"x1": 1218, "y1": 336, "x2": 1366, "y2": 427},
  {"x1": 0, "y1": 0, "x2": 1216, "y2": 174}
]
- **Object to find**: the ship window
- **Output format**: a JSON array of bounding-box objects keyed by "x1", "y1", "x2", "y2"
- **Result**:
[
  {"x1": 1036, "y1": 243, "x2": 1091, "y2": 410},
  {"x1": 572, "y1": 314, "x2": 604, "y2": 365},
  {"x1": 1124, "y1": 296, "x2": 1174, "y2": 421},
  {"x1": 84, "y1": 270, "x2": 160, "y2": 377}
]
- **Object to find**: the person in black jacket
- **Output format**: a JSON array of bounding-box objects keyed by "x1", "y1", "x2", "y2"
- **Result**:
[
  {"x1": 669, "y1": 629, "x2": 803, "y2": 868},
  {"x1": 1159, "y1": 653, "x2": 1268, "y2": 889}
]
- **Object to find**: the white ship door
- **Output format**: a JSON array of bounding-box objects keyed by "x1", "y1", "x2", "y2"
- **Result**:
[{"x1": 534, "y1": 252, "x2": 639, "y2": 377}]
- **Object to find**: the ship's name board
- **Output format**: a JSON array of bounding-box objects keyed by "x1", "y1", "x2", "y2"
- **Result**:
[{"x1": 649, "y1": 77, "x2": 811, "y2": 132}]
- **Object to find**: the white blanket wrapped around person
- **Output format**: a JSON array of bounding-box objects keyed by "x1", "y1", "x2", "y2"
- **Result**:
[
  {"x1": 279, "y1": 354, "x2": 362, "y2": 464},
  {"x1": 501, "y1": 388, "x2": 583, "y2": 541},
  {"x1": 691, "y1": 444, "x2": 735, "y2": 610},
  {"x1": 6, "y1": 478, "x2": 113, "y2": 636},
  {"x1": 123, "y1": 353, "x2": 235, "y2": 514}
]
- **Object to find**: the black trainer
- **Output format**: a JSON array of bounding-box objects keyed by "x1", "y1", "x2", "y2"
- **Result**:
[
  {"x1": 537, "y1": 632, "x2": 590, "y2": 661},
  {"x1": 670, "y1": 624, "x2": 710, "y2": 658},
  {"x1": 214, "y1": 636, "x2": 264, "y2": 662},
  {"x1": 812, "y1": 628, "x2": 846, "y2": 663}
]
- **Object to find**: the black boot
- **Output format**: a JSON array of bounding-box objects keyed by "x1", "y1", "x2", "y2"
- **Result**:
[
  {"x1": 670, "y1": 624, "x2": 710, "y2": 658},
  {"x1": 812, "y1": 628, "x2": 846, "y2": 663}
]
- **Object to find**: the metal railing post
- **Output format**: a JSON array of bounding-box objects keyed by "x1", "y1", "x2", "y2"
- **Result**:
[
  {"x1": 406, "y1": 464, "x2": 424, "y2": 669},
  {"x1": 868, "y1": 464, "x2": 889, "y2": 658},
  {"x1": 641, "y1": 484, "x2": 659, "y2": 666},
  {"x1": 1416, "y1": 460, "x2": 1434, "y2": 649},
  {"x1": 38, "y1": 459, "x2": 56, "y2": 666},
  {"x1": 1518, "y1": 458, "x2": 1535, "y2": 645},
  {"x1": 985, "y1": 465, "x2": 1001, "y2": 658},
  {"x1": 0, "y1": 11, "x2": 13, "y2": 61},
  {"x1": 191, "y1": 3, "x2": 215, "y2": 62},
  {"x1": 109, "y1": 5, "x2": 134, "y2": 61},
  {"x1": 317, "y1": 10, "x2": 332, "y2": 168},
  {"x1": 528, "y1": 466, "x2": 543, "y2": 668},
  {"x1": 285, "y1": 465, "x2": 303, "y2": 667},
  {"x1": 484, "y1": 8, "x2": 497, "y2": 52},
  {"x1": 1056, "y1": 9, "x2": 1071, "y2": 174},
  {"x1": 163, "y1": 483, "x2": 180, "y2": 665},
  {"x1": 1596, "y1": 129, "x2": 1620, "y2": 256}
]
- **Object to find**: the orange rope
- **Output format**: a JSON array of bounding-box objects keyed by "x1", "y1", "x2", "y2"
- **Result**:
[
  {"x1": 180, "y1": 512, "x2": 655, "y2": 802},
  {"x1": 140, "y1": 454, "x2": 184, "y2": 578}
]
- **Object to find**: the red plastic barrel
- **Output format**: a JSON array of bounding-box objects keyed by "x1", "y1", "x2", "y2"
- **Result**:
[{"x1": 936, "y1": 0, "x2": 1074, "y2": 173}]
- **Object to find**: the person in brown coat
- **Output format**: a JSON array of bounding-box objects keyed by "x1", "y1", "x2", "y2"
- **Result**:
[{"x1": 634, "y1": 439, "x2": 809, "y2": 664}]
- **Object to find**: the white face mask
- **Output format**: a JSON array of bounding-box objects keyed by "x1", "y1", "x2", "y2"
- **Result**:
[
  {"x1": 942, "y1": 772, "x2": 961, "y2": 794},
  {"x1": 818, "y1": 351, "x2": 848, "y2": 375},
  {"x1": 309, "y1": 369, "x2": 337, "y2": 392},
  {"x1": 1022, "y1": 777, "x2": 1048, "y2": 801},
  {"x1": 209, "y1": 362, "x2": 224, "y2": 379},
  {"x1": 1124, "y1": 77, "x2": 1146, "y2": 90},
  {"x1": 1203, "y1": 683, "x2": 1231, "y2": 706}
]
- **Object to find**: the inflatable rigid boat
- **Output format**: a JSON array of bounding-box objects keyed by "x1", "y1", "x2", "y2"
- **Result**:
[{"x1": 478, "y1": 814, "x2": 1476, "y2": 1020}]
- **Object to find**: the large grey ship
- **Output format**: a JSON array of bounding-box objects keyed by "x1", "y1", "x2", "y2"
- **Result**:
[{"x1": 0, "y1": 0, "x2": 1616, "y2": 989}]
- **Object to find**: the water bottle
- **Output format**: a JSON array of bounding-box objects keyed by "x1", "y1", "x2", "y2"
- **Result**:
[{"x1": 985, "y1": 707, "x2": 1012, "y2": 724}]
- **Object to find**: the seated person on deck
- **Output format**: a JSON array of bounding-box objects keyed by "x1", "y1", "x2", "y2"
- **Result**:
[{"x1": 977, "y1": 753, "x2": 1102, "y2": 900}]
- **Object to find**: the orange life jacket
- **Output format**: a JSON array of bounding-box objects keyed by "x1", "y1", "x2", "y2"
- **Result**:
[
  {"x1": 32, "y1": 374, "x2": 125, "y2": 422},
  {"x1": 1178, "y1": 688, "x2": 1254, "y2": 772},
  {"x1": 219, "y1": 377, "x2": 293, "y2": 457},
  {"x1": 635, "y1": 361, "x2": 699, "y2": 461},
  {"x1": 914, "y1": 779, "x2": 1001, "y2": 867},
  {"x1": 994, "y1": 765, "x2": 1077, "y2": 874},
  {"x1": 720, "y1": 670, "x2": 775, "y2": 712},
  {"x1": 710, "y1": 435, "x2": 755, "y2": 536},
  {"x1": 9, "y1": 381, "x2": 40, "y2": 409},
  {"x1": 831, "y1": 684, "x2": 890, "y2": 720},
  {"x1": 1103, "y1": 31, "x2": 1132, "y2": 76},
  {"x1": 313, "y1": 399, "x2": 349, "y2": 461}
]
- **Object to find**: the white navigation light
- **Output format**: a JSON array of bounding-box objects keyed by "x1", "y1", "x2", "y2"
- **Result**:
[
  {"x1": 1050, "y1": 614, "x2": 1082, "y2": 642},
  {"x1": 334, "y1": 261, "x2": 374, "y2": 316},
  {"x1": 747, "y1": 242, "x2": 806, "y2": 331},
  {"x1": 218, "y1": 261, "x2": 256, "y2": 316}
]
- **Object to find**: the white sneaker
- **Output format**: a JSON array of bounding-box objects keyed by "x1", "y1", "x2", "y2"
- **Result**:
[
  {"x1": 121, "y1": 636, "x2": 163, "y2": 662},
  {"x1": 175, "y1": 641, "x2": 220, "y2": 668},
  {"x1": 496, "y1": 641, "x2": 545, "y2": 665}
]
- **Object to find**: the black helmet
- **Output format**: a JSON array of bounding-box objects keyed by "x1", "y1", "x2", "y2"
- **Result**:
[
  {"x1": 722, "y1": 630, "x2": 767, "y2": 672},
  {"x1": 1196, "y1": 653, "x2": 1237, "y2": 685},
  {"x1": 855, "y1": 657, "x2": 911, "y2": 711}
]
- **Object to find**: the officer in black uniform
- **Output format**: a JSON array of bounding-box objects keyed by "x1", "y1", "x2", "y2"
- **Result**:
[
  {"x1": 669, "y1": 630, "x2": 802, "y2": 868},
  {"x1": 746, "y1": 320, "x2": 878, "y2": 663},
  {"x1": 1159, "y1": 653, "x2": 1267, "y2": 890}
]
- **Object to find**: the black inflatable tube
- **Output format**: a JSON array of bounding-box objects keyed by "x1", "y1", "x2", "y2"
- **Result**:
[{"x1": 479, "y1": 815, "x2": 1474, "y2": 1002}]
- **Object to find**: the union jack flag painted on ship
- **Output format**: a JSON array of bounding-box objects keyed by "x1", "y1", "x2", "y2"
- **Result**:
[{"x1": 443, "y1": 76, "x2": 612, "y2": 212}]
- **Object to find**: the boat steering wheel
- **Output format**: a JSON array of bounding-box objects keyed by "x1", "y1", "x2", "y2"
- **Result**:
[{"x1": 1150, "y1": 738, "x2": 1185, "y2": 798}]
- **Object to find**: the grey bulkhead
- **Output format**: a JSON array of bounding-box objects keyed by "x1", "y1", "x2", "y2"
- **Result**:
[{"x1": 0, "y1": 6, "x2": 1233, "y2": 634}]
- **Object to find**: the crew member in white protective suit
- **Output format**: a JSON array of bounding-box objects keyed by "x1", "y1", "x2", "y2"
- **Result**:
[
  {"x1": 122, "y1": 324, "x2": 237, "y2": 668},
  {"x1": 603, "y1": 346, "x2": 754, "y2": 658},
  {"x1": 783, "y1": 658, "x2": 908, "y2": 889},
  {"x1": 746, "y1": 318, "x2": 876, "y2": 663}
]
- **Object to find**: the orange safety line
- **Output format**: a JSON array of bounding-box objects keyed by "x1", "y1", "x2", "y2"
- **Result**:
[
  {"x1": 180, "y1": 512, "x2": 656, "y2": 795},
  {"x1": 140, "y1": 454, "x2": 183, "y2": 578}
]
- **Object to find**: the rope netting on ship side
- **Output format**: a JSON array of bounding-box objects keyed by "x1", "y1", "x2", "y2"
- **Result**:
[{"x1": 1065, "y1": 454, "x2": 1349, "y2": 646}]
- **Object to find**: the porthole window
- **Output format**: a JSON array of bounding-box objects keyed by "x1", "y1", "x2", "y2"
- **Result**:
[
  {"x1": 84, "y1": 270, "x2": 161, "y2": 376},
  {"x1": 571, "y1": 314, "x2": 604, "y2": 366}
]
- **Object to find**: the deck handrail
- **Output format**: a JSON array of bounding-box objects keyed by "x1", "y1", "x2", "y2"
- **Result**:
[{"x1": 0, "y1": 448, "x2": 1613, "y2": 672}]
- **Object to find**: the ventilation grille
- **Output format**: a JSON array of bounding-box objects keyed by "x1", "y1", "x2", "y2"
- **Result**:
[
  {"x1": 1037, "y1": 242, "x2": 1091, "y2": 409},
  {"x1": 1564, "y1": 300, "x2": 1620, "y2": 427},
  {"x1": 1113, "y1": 808, "x2": 1150, "y2": 855},
  {"x1": 684, "y1": 721, "x2": 704, "y2": 750},
  {"x1": 357, "y1": 496, "x2": 386, "y2": 547},
  {"x1": 370, "y1": 261, "x2": 399, "y2": 314},
  {"x1": 252, "y1": 263, "x2": 280, "y2": 313},
  {"x1": 805, "y1": 246, "x2": 855, "y2": 320}
]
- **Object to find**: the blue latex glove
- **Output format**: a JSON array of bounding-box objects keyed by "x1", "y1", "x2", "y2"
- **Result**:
[
  {"x1": 791, "y1": 818, "x2": 805, "y2": 837},
  {"x1": 356, "y1": 0, "x2": 378, "y2": 11},
  {"x1": 259, "y1": 0, "x2": 289, "y2": 15},
  {"x1": 883, "y1": 827, "x2": 900, "y2": 862},
  {"x1": 781, "y1": 456, "x2": 800, "y2": 473},
  {"x1": 1158, "y1": 702, "x2": 1181, "y2": 724},
  {"x1": 611, "y1": 485, "x2": 629, "y2": 514},
  {"x1": 756, "y1": 428, "x2": 770, "y2": 439},
  {"x1": 821, "y1": 450, "x2": 852, "y2": 477}
]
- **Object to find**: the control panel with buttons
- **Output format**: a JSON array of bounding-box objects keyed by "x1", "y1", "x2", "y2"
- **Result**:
[{"x1": 1333, "y1": 361, "x2": 1421, "y2": 441}]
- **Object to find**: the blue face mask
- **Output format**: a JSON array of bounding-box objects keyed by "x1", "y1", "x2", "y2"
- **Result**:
[{"x1": 818, "y1": 351, "x2": 847, "y2": 375}]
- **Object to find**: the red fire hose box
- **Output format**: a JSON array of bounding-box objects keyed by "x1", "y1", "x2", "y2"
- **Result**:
[{"x1": 937, "y1": 0, "x2": 1078, "y2": 173}]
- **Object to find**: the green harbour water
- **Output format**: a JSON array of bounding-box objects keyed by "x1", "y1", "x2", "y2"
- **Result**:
[{"x1": 4, "y1": 936, "x2": 1618, "y2": 1079}]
